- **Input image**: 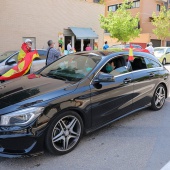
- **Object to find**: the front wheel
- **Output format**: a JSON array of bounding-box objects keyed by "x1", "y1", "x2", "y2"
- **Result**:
[
  {"x1": 45, "y1": 111, "x2": 83, "y2": 155},
  {"x1": 151, "y1": 84, "x2": 166, "y2": 111}
]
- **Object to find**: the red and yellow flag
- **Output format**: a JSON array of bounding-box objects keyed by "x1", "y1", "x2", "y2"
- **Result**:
[
  {"x1": 18, "y1": 43, "x2": 31, "y2": 62},
  {"x1": 0, "y1": 51, "x2": 39, "y2": 81},
  {"x1": 128, "y1": 45, "x2": 134, "y2": 61}
]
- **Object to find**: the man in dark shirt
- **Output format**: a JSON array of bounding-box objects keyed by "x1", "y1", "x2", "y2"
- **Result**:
[{"x1": 46, "y1": 40, "x2": 61, "y2": 65}]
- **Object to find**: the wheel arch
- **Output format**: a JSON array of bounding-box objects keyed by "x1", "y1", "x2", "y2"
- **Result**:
[
  {"x1": 159, "y1": 82, "x2": 168, "y2": 98},
  {"x1": 45, "y1": 107, "x2": 89, "y2": 134}
]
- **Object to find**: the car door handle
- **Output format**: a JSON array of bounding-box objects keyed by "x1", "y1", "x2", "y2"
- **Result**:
[
  {"x1": 149, "y1": 73, "x2": 155, "y2": 78},
  {"x1": 123, "y1": 78, "x2": 131, "y2": 84}
]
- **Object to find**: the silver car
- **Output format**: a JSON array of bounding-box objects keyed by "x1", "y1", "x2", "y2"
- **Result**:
[{"x1": 0, "y1": 49, "x2": 47, "y2": 75}]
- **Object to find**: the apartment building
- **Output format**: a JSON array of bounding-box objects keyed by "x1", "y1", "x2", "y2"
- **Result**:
[
  {"x1": 0, "y1": 0, "x2": 104, "y2": 53},
  {"x1": 104, "y1": 0, "x2": 170, "y2": 47}
]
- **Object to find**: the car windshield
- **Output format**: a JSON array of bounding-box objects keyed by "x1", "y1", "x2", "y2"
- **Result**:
[
  {"x1": 0, "y1": 51, "x2": 17, "y2": 63},
  {"x1": 40, "y1": 53, "x2": 102, "y2": 82},
  {"x1": 154, "y1": 48, "x2": 165, "y2": 55}
]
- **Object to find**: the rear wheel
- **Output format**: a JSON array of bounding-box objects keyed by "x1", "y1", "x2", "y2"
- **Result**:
[
  {"x1": 151, "y1": 84, "x2": 166, "y2": 111},
  {"x1": 162, "y1": 58, "x2": 166, "y2": 65},
  {"x1": 45, "y1": 111, "x2": 83, "y2": 155}
]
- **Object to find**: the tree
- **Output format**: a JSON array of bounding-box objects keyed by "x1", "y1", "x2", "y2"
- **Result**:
[
  {"x1": 99, "y1": 0, "x2": 140, "y2": 44},
  {"x1": 98, "y1": 0, "x2": 104, "y2": 4},
  {"x1": 152, "y1": 6, "x2": 170, "y2": 46}
]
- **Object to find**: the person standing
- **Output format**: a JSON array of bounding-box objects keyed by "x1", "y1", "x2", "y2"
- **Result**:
[
  {"x1": 46, "y1": 40, "x2": 61, "y2": 65},
  {"x1": 58, "y1": 43, "x2": 63, "y2": 56},
  {"x1": 103, "y1": 41, "x2": 109, "y2": 50},
  {"x1": 67, "y1": 40, "x2": 73, "y2": 54},
  {"x1": 18, "y1": 39, "x2": 32, "y2": 62},
  {"x1": 145, "y1": 42, "x2": 154, "y2": 55},
  {"x1": 85, "y1": 44, "x2": 92, "y2": 51}
]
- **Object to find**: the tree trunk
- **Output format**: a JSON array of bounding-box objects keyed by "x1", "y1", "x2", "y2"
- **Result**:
[{"x1": 161, "y1": 39, "x2": 166, "y2": 47}]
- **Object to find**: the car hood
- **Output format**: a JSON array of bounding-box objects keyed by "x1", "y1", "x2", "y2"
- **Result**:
[{"x1": 0, "y1": 75, "x2": 78, "y2": 110}]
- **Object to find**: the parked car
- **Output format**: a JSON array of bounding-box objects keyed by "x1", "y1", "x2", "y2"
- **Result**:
[
  {"x1": 0, "y1": 49, "x2": 47, "y2": 75},
  {"x1": 154, "y1": 47, "x2": 170, "y2": 65},
  {"x1": 109, "y1": 44, "x2": 142, "y2": 49},
  {"x1": 0, "y1": 50, "x2": 169, "y2": 158},
  {"x1": 0, "y1": 50, "x2": 18, "y2": 60}
]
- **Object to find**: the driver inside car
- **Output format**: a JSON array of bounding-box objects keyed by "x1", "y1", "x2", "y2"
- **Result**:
[{"x1": 105, "y1": 61, "x2": 115, "y2": 73}]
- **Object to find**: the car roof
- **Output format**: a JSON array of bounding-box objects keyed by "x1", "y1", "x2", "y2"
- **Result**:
[
  {"x1": 75, "y1": 50, "x2": 157, "y2": 61},
  {"x1": 154, "y1": 47, "x2": 169, "y2": 49}
]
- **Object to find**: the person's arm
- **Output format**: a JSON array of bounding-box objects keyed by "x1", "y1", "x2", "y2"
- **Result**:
[{"x1": 54, "y1": 49, "x2": 61, "y2": 58}]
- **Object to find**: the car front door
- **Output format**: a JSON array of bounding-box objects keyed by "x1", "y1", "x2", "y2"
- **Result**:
[
  {"x1": 3, "y1": 53, "x2": 18, "y2": 75},
  {"x1": 90, "y1": 55, "x2": 134, "y2": 128}
]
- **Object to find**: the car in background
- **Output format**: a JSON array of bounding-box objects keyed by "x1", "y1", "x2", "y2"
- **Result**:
[
  {"x1": 109, "y1": 44, "x2": 142, "y2": 49},
  {"x1": 0, "y1": 50, "x2": 169, "y2": 157},
  {"x1": 0, "y1": 49, "x2": 47, "y2": 75},
  {"x1": 0, "y1": 51, "x2": 18, "y2": 60},
  {"x1": 154, "y1": 47, "x2": 170, "y2": 65}
]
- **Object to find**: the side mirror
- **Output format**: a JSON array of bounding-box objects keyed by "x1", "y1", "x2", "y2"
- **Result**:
[
  {"x1": 94, "y1": 72, "x2": 114, "y2": 83},
  {"x1": 7, "y1": 59, "x2": 16, "y2": 65}
]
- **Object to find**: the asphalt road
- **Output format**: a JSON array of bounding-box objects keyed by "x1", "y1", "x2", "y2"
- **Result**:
[{"x1": 0, "y1": 65, "x2": 170, "y2": 170}]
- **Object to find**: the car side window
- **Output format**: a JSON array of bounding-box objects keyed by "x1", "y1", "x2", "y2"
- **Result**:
[
  {"x1": 7, "y1": 53, "x2": 18, "y2": 64},
  {"x1": 130, "y1": 56, "x2": 147, "y2": 71},
  {"x1": 145, "y1": 58, "x2": 161, "y2": 68},
  {"x1": 37, "y1": 50, "x2": 47, "y2": 60},
  {"x1": 167, "y1": 48, "x2": 170, "y2": 54},
  {"x1": 100, "y1": 55, "x2": 129, "y2": 76}
]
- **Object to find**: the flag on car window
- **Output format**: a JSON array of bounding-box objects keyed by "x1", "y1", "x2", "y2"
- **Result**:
[
  {"x1": 128, "y1": 45, "x2": 134, "y2": 61},
  {"x1": 0, "y1": 51, "x2": 39, "y2": 81}
]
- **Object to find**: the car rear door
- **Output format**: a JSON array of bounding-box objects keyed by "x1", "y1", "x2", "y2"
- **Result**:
[
  {"x1": 90, "y1": 55, "x2": 134, "y2": 127},
  {"x1": 131, "y1": 55, "x2": 161, "y2": 111},
  {"x1": 31, "y1": 50, "x2": 47, "y2": 72}
]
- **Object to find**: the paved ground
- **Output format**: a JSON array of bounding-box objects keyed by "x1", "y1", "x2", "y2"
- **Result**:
[{"x1": 0, "y1": 65, "x2": 170, "y2": 170}]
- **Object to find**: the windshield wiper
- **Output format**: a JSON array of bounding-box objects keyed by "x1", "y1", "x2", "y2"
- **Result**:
[{"x1": 47, "y1": 73, "x2": 68, "y2": 81}]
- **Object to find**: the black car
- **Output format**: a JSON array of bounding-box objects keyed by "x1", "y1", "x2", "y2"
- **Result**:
[{"x1": 0, "y1": 50, "x2": 169, "y2": 158}]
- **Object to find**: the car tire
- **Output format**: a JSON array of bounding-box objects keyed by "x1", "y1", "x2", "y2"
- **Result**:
[
  {"x1": 45, "y1": 111, "x2": 84, "y2": 155},
  {"x1": 162, "y1": 58, "x2": 166, "y2": 65},
  {"x1": 150, "y1": 84, "x2": 166, "y2": 111}
]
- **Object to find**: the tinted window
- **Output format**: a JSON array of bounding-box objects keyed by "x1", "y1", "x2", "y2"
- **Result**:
[
  {"x1": 131, "y1": 56, "x2": 147, "y2": 71},
  {"x1": 145, "y1": 58, "x2": 161, "y2": 68}
]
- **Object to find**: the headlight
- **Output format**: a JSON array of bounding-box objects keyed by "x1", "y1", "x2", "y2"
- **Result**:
[{"x1": 0, "y1": 107, "x2": 44, "y2": 126}]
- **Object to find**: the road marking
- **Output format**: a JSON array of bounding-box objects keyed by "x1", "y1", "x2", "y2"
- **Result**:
[{"x1": 161, "y1": 161, "x2": 170, "y2": 170}]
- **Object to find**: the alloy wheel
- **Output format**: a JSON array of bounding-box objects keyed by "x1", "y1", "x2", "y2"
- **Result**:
[
  {"x1": 154, "y1": 86, "x2": 165, "y2": 109},
  {"x1": 51, "y1": 115, "x2": 81, "y2": 152}
]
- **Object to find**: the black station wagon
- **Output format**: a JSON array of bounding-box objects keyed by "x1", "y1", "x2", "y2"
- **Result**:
[{"x1": 0, "y1": 50, "x2": 169, "y2": 157}]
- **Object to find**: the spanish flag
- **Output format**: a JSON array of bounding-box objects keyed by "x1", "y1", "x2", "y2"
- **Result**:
[
  {"x1": 0, "y1": 51, "x2": 39, "y2": 81},
  {"x1": 18, "y1": 43, "x2": 31, "y2": 62},
  {"x1": 128, "y1": 45, "x2": 134, "y2": 61}
]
